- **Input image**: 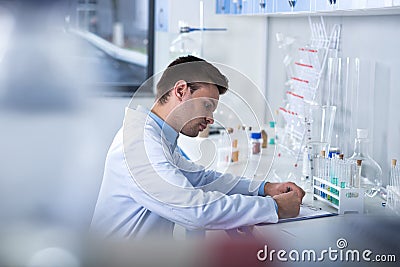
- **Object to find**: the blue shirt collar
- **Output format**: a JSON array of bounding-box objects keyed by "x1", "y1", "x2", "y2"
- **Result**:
[{"x1": 136, "y1": 105, "x2": 179, "y2": 150}]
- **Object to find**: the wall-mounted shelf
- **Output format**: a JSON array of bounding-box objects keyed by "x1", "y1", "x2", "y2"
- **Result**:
[
  {"x1": 216, "y1": 0, "x2": 400, "y2": 17},
  {"x1": 256, "y1": 7, "x2": 400, "y2": 17}
]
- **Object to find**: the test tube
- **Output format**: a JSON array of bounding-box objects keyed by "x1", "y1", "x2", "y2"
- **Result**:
[
  {"x1": 390, "y1": 159, "x2": 398, "y2": 194},
  {"x1": 352, "y1": 159, "x2": 362, "y2": 188},
  {"x1": 329, "y1": 155, "x2": 339, "y2": 204},
  {"x1": 324, "y1": 152, "x2": 332, "y2": 201},
  {"x1": 330, "y1": 155, "x2": 336, "y2": 195},
  {"x1": 338, "y1": 154, "x2": 346, "y2": 189},
  {"x1": 318, "y1": 150, "x2": 325, "y2": 198},
  {"x1": 345, "y1": 159, "x2": 353, "y2": 189}
]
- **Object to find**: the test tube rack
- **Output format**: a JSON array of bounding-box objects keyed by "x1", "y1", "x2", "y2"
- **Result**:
[
  {"x1": 386, "y1": 186, "x2": 400, "y2": 215},
  {"x1": 313, "y1": 176, "x2": 364, "y2": 214}
]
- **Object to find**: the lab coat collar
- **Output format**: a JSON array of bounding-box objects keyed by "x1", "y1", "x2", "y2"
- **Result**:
[{"x1": 135, "y1": 105, "x2": 179, "y2": 150}]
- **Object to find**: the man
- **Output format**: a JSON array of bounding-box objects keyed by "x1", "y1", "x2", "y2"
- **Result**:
[{"x1": 91, "y1": 56, "x2": 304, "y2": 239}]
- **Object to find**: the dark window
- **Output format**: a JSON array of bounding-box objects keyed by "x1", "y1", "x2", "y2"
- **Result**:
[{"x1": 68, "y1": 0, "x2": 155, "y2": 96}]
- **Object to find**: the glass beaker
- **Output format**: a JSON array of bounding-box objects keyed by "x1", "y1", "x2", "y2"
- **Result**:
[{"x1": 303, "y1": 105, "x2": 336, "y2": 185}]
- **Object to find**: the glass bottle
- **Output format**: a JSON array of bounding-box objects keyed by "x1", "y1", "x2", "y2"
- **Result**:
[{"x1": 349, "y1": 129, "x2": 382, "y2": 196}]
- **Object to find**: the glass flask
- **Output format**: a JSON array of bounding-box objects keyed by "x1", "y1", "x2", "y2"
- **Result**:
[{"x1": 349, "y1": 129, "x2": 383, "y2": 197}]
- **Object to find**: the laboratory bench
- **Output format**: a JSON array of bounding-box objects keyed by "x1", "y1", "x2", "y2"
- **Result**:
[{"x1": 180, "y1": 137, "x2": 400, "y2": 265}]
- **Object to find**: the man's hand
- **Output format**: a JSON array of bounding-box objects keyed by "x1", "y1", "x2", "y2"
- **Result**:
[
  {"x1": 273, "y1": 191, "x2": 301, "y2": 219},
  {"x1": 264, "y1": 182, "x2": 305, "y2": 201}
]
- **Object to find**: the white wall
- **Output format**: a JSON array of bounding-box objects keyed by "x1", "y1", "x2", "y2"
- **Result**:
[
  {"x1": 117, "y1": 2, "x2": 400, "y2": 183},
  {"x1": 265, "y1": 15, "x2": 400, "y2": 184},
  {"x1": 155, "y1": 0, "x2": 270, "y2": 129}
]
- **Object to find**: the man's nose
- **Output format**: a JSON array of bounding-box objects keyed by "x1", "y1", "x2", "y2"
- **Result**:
[{"x1": 206, "y1": 116, "x2": 214, "y2": 125}]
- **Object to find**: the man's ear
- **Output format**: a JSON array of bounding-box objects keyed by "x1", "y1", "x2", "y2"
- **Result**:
[{"x1": 173, "y1": 80, "x2": 189, "y2": 101}]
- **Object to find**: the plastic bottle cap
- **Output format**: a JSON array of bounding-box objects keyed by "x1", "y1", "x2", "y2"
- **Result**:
[
  {"x1": 251, "y1": 132, "x2": 262, "y2": 139},
  {"x1": 356, "y1": 128, "x2": 368, "y2": 139},
  {"x1": 269, "y1": 121, "x2": 276, "y2": 128}
]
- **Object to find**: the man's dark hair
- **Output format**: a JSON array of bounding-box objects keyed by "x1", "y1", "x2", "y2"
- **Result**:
[{"x1": 156, "y1": 55, "x2": 229, "y2": 104}]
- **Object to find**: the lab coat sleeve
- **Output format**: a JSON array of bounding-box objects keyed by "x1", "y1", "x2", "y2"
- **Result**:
[
  {"x1": 174, "y1": 150, "x2": 262, "y2": 196},
  {"x1": 123, "y1": 126, "x2": 278, "y2": 230}
]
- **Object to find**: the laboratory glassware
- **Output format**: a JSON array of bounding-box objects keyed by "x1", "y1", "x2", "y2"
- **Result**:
[
  {"x1": 304, "y1": 104, "x2": 336, "y2": 180},
  {"x1": 217, "y1": 128, "x2": 232, "y2": 166},
  {"x1": 390, "y1": 159, "x2": 399, "y2": 194},
  {"x1": 325, "y1": 58, "x2": 345, "y2": 153},
  {"x1": 349, "y1": 129, "x2": 382, "y2": 197},
  {"x1": 276, "y1": 17, "x2": 341, "y2": 167},
  {"x1": 352, "y1": 159, "x2": 362, "y2": 188},
  {"x1": 387, "y1": 158, "x2": 400, "y2": 214}
]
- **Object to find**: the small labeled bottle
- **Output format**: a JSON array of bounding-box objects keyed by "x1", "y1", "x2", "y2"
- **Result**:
[{"x1": 250, "y1": 132, "x2": 262, "y2": 155}]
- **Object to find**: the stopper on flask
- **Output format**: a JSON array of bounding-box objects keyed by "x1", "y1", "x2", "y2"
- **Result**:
[
  {"x1": 356, "y1": 159, "x2": 362, "y2": 166},
  {"x1": 320, "y1": 150, "x2": 326, "y2": 157},
  {"x1": 339, "y1": 154, "x2": 344, "y2": 160},
  {"x1": 392, "y1": 159, "x2": 397, "y2": 166}
]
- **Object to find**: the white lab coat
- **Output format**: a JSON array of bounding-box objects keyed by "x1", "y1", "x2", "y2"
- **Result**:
[{"x1": 90, "y1": 106, "x2": 278, "y2": 239}]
